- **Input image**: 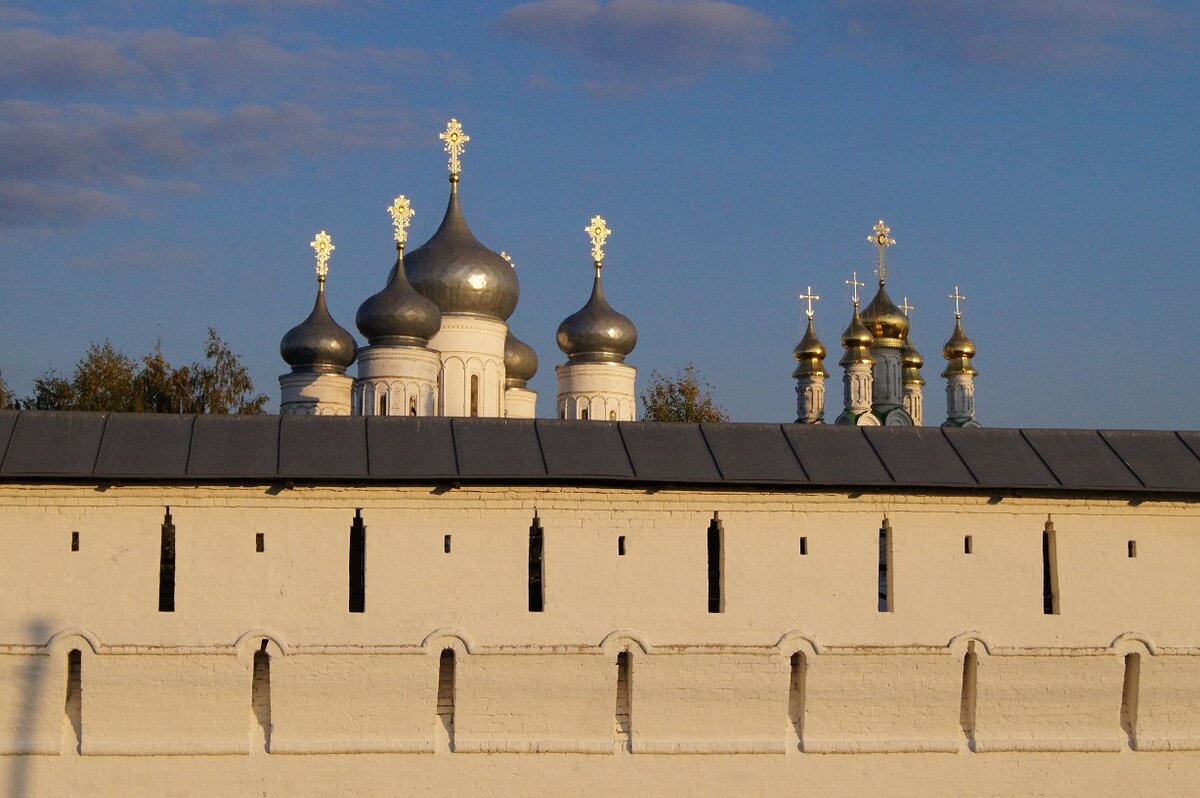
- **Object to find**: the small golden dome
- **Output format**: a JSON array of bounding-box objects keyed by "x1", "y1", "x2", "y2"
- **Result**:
[
  {"x1": 860, "y1": 282, "x2": 910, "y2": 346},
  {"x1": 792, "y1": 317, "x2": 828, "y2": 378},
  {"x1": 901, "y1": 338, "x2": 925, "y2": 386},
  {"x1": 941, "y1": 317, "x2": 978, "y2": 377},
  {"x1": 839, "y1": 305, "x2": 874, "y2": 367}
]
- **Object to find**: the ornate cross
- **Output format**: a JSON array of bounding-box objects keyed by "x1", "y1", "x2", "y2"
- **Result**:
[
  {"x1": 439, "y1": 118, "x2": 469, "y2": 177},
  {"x1": 310, "y1": 230, "x2": 334, "y2": 283},
  {"x1": 586, "y1": 215, "x2": 611, "y2": 266},
  {"x1": 949, "y1": 286, "x2": 966, "y2": 318},
  {"x1": 846, "y1": 271, "x2": 865, "y2": 306},
  {"x1": 387, "y1": 195, "x2": 415, "y2": 248},
  {"x1": 900, "y1": 297, "x2": 913, "y2": 317},
  {"x1": 799, "y1": 286, "x2": 820, "y2": 319},
  {"x1": 869, "y1": 219, "x2": 896, "y2": 284},
  {"x1": 501, "y1": 251, "x2": 514, "y2": 269}
]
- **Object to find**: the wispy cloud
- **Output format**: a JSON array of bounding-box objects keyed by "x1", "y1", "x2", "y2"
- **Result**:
[
  {"x1": 835, "y1": 0, "x2": 1196, "y2": 76},
  {"x1": 499, "y1": 0, "x2": 791, "y2": 94},
  {"x1": 0, "y1": 101, "x2": 418, "y2": 227}
]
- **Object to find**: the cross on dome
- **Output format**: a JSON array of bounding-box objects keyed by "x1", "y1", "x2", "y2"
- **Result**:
[
  {"x1": 586, "y1": 215, "x2": 611, "y2": 266},
  {"x1": 501, "y1": 251, "x2": 515, "y2": 269},
  {"x1": 869, "y1": 219, "x2": 896, "y2": 284},
  {"x1": 845, "y1": 271, "x2": 865, "y2": 306},
  {"x1": 900, "y1": 297, "x2": 913, "y2": 317},
  {"x1": 439, "y1": 118, "x2": 469, "y2": 177},
  {"x1": 799, "y1": 286, "x2": 820, "y2": 319},
  {"x1": 387, "y1": 195, "x2": 415, "y2": 247},
  {"x1": 949, "y1": 286, "x2": 966, "y2": 318},
  {"x1": 310, "y1": 230, "x2": 334, "y2": 283}
]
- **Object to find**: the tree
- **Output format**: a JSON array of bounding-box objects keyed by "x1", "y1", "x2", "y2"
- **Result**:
[
  {"x1": 189, "y1": 329, "x2": 268, "y2": 414},
  {"x1": 72, "y1": 341, "x2": 136, "y2": 411},
  {"x1": 0, "y1": 370, "x2": 14, "y2": 409},
  {"x1": 640, "y1": 364, "x2": 729, "y2": 423},
  {"x1": 24, "y1": 370, "x2": 77, "y2": 411}
]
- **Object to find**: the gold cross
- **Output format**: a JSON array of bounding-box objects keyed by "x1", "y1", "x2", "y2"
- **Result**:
[
  {"x1": 900, "y1": 297, "x2": 913, "y2": 317},
  {"x1": 586, "y1": 215, "x2": 611, "y2": 266},
  {"x1": 869, "y1": 219, "x2": 896, "y2": 283},
  {"x1": 799, "y1": 286, "x2": 820, "y2": 319},
  {"x1": 439, "y1": 118, "x2": 469, "y2": 177},
  {"x1": 310, "y1": 230, "x2": 334, "y2": 283},
  {"x1": 387, "y1": 195, "x2": 415, "y2": 247},
  {"x1": 949, "y1": 286, "x2": 966, "y2": 318},
  {"x1": 501, "y1": 251, "x2": 514, "y2": 269},
  {"x1": 846, "y1": 271, "x2": 865, "y2": 306}
]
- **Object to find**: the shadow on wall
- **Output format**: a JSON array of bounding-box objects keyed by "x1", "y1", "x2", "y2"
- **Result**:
[{"x1": 8, "y1": 620, "x2": 50, "y2": 798}]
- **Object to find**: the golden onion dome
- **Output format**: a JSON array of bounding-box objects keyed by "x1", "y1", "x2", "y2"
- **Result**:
[
  {"x1": 792, "y1": 317, "x2": 828, "y2": 379},
  {"x1": 860, "y1": 282, "x2": 910, "y2": 347},
  {"x1": 838, "y1": 305, "x2": 874, "y2": 367},
  {"x1": 941, "y1": 316, "x2": 978, "y2": 377},
  {"x1": 901, "y1": 338, "x2": 925, "y2": 386}
]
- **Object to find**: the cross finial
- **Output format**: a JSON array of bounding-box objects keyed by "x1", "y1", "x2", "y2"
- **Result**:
[
  {"x1": 439, "y1": 118, "x2": 469, "y2": 178},
  {"x1": 310, "y1": 230, "x2": 334, "y2": 285},
  {"x1": 869, "y1": 219, "x2": 896, "y2": 284},
  {"x1": 387, "y1": 195, "x2": 415, "y2": 248},
  {"x1": 586, "y1": 215, "x2": 611, "y2": 267},
  {"x1": 501, "y1": 251, "x2": 514, "y2": 269},
  {"x1": 845, "y1": 271, "x2": 865, "y2": 306},
  {"x1": 949, "y1": 286, "x2": 966, "y2": 319},
  {"x1": 799, "y1": 285, "x2": 820, "y2": 320},
  {"x1": 900, "y1": 296, "x2": 913, "y2": 317}
]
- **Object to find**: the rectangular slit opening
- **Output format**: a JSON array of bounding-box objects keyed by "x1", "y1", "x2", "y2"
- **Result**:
[
  {"x1": 158, "y1": 508, "x2": 175, "y2": 613},
  {"x1": 65, "y1": 649, "x2": 82, "y2": 754},
  {"x1": 437, "y1": 649, "x2": 456, "y2": 750},
  {"x1": 1043, "y1": 522, "x2": 1059, "y2": 615},
  {"x1": 71, "y1": 531, "x2": 80, "y2": 552},
  {"x1": 618, "y1": 536, "x2": 626, "y2": 556},
  {"x1": 615, "y1": 651, "x2": 632, "y2": 751},
  {"x1": 255, "y1": 532, "x2": 265, "y2": 553},
  {"x1": 1127, "y1": 540, "x2": 1137, "y2": 558},
  {"x1": 252, "y1": 642, "x2": 271, "y2": 752},
  {"x1": 1121, "y1": 652, "x2": 1140, "y2": 749},
  {"x1": 960, "y1": 643, "x2": 977, "y2": 751},
  {"x1": 707, "y1": 513, "x2": 723, "y2": 613},
  {"x1": 349, "y1": 509, "x2": 366, "y2": 613},
  {"x1": 444, "y1": 534, "x2": 452, "y2": 554},
  {"x1": 964, "y1": 535, "x2": 973, "y2": 555},
  {"x1": 528, "y1": 516, "x2": 544, "y2": 612},
  {"x1": 789, "y1": 652, "x2": 806, "y2": 750},
  {"x1": 799, "y1": 536, "x2": 808, "y2": 556},
  {"x1": 878, "y1": 519, "x2": 892, "y2": 613}
]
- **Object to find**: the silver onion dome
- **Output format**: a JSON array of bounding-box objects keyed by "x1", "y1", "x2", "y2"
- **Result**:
[
  {"x1": 281, "y1": 284, "x2": 357, "y2": 374},
  {"x1": 404, "y1": 179, "x2": 520, "y2": 320},
  {"x1": 356, "y1": 244, "x2": 442, "y2": 346},
  {"x1": 504, "y1": 330, "x2": 538, "y2": 388},
  {"x1": 556, "y1": 269, "x2": 637, "y2": 364}
]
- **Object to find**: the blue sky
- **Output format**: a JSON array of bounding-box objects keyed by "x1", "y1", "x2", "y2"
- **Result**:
[{"x1": 2, "y1": 0, "x2": 1197, "y2": 428}]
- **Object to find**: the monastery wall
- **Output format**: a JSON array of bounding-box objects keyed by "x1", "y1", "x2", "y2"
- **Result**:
[{"x1": 0, "y1": 484, "x2": 1197, "y2": 795}]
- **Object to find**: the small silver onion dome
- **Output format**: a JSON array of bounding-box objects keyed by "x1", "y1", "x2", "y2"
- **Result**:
[
  {"x1": 281, "y1": 284, "x2": 357, "y2": 374},
  {"x1": 504, "y1": 330, "x2": 538, "y2": 388},
  {"x1": 404, "y1": 179, "x2": 519, "y2": 320},
  {"x1": 356, "y1": 245, "x2": 442, "y2": 346},
  {"x1": 556, "y1": 269, "x2": 638, "y2": 363}
]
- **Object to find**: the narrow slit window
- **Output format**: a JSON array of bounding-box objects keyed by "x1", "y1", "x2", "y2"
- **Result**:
[
  {"x1": 1127, "y1": 540, "x2": 1137, "y2": 558},
  {"x1": 960, "y1": 644, "x2": 978, "y2": 750},
  {"x1": 158, "y1": 508, "x2": 175, "y2": 613},
  {"x1": 66, "y1": 649, "x2": 82, "y2": 753},
  {"x1": 409, "y1": 395, "x2": 418, "y2": 416},
  {"x1": 1121, "y1": 652, "x2": 1140, "y2": 748},
  {"x1": 349, "y1": 509, "x2": 366, "y2": 613},
  {"x1": 469, "y1": 375, "x2": 479, "y2": 417},
  {"x1": 618, "y1": 536, "x2": 626, "y2": 556},
  {"x1": 788, "y1": 652, "x2": 806, "y2": 749},
  {"x1": 528, "y1": 516, "x2": 544, "y2": 612},
  {"x1": 255, "y1": 532, "x2": 265, "y2": 553},
  {"x1": 581, "y1": 407, "x2": 589, "y2": 420},
  {"x1": 609, "y1": 410, "x2": 617, "y2": 421},
  {"x1": 71, "y1": 531, "x2": 80, "y2": 552},
  {"x1": 437, "y1": 649, "x2": 456, "y2": 748},
  {"x1": 707, "y1": 513, "x2": 723, "y2": 614},
  {"x1": 615, "y1": 651, "x2": 632, "y2": 750},
  {"x1": 799, "y1": 536, "x2": 808, "y2": 556},
  {"x1": 378, "y1": 391, "x2": 388, "y2": 416},
  {"x1": 878, "y1": 519, "x2": 892, "y2": 613},
  {"x1": 252, "y1": 642, "x2": 271, "y2": 751},
  {"x1": 1042, "y1": 522, "x2": 1059, "y2": 615},
  {"x1": 444, "y1": 534, "x2": 452, "y2": 554},
  {"x1": 964, "y1": 535, "x2": 973, "y2": 555}
]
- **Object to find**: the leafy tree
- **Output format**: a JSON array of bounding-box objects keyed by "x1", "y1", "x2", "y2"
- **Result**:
[
  {"x1": 25, "y1": 371, "x2": 77, "y2": 411},
  {"x1": 189, "y1": 329, "x2": 268, "y2": 414},
  {"x1": 0, "y1": 370, "x2": 14, "y2": 409},
  {"x1": 73, "y1": 341, "x2": 136, "y2": 411},
  {"x1": 640, "y1": 364, "x2": 729, "y2": 423},
  {"x1": 133, "y1": 344, "x2": 193, "y2": 413}
]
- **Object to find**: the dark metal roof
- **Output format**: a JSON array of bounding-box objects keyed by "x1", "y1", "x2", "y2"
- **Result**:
[{"x1": 0, "y1": 410, "x2": 1198, "y2": 496}]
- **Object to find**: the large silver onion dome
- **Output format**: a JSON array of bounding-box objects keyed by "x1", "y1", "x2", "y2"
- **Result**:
[
  {"x1": 556, "y1": 270, "x2": 637, "y2": 363},
  {"x1": 356, "y1": 245, "x2": 442, "y2": 346},
  {"x1": 504, "y1": 330, "x2": 538, "y2": 388},
  {"x1": 404, "y1": 180, "x2": 519, "y2": 320},
  {"x1": 281, "y1": 285, "x2": 357, "y2": 374}
]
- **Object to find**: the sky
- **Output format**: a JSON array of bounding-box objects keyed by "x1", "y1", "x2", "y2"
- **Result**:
[{"x1": 1, "y1": 0, "x2": 1198, "y2": 428}]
